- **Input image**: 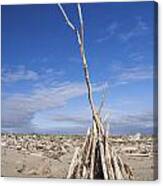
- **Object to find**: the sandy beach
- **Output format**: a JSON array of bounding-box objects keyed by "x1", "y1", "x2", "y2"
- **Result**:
[{"x1": 1, "y1": 133, "x2": 157, "y2": 180}]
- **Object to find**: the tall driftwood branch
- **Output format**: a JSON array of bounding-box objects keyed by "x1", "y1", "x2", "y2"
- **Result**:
[{"x1": 58, "y1": 3, "x2": 134, "y2": 180}]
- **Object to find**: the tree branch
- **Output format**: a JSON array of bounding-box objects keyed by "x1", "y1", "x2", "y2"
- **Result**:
[
  {"x1": 98, "y1": 83, "x2": 108, "y2": 114},
  {"x1": 58, "y1": 3, "x2": 96, "y2": 116},
  {"x1": 58, "y1": 4, "x2": 82, "y2": 45},
  {"x1": 77, "y1": 4, "x2": 84, "y2": 42},
  {"x1": 58, "y1": 4, "x2": 76, "y2": 31}
]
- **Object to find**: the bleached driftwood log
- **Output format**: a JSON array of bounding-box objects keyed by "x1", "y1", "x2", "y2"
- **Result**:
[{"x1": 58, "y1": 3, "x2": 134, "y2": 180}]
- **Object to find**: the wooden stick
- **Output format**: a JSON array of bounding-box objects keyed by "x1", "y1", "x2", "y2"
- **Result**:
[
  {"x1": 99, "y1": 135, "x2": 108, "y2": 179},
  {"x1": 67, "y1": 147, "x2": 80, "y2": 178},
  {"x1": 82, "y1": 165, "x2": 87, "y2": 178},
  {"x1": 105, "y1": 131, "x2": 115, "y2": 179},
  {"x1": 90, "y1": 124, "x2": 97, "y2": 179},
  {"x1": 112, "y1": 150, "x2": 123, "y2": 179},
  {"x1": 58, "y1": 4, "x2": 76, "y2": 31},
  {"x1": 82, "y1": 128, "x2": 91, "y2": 153},
  {"x1": 85, "y1": 131, "x2": 93, "y2": 165},
  {"x1": 116, "y1": 155, "x2": 129, "y2": 179}
]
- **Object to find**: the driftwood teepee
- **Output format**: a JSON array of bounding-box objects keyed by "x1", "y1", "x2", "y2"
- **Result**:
[{"x1": 58, "y1": 3, "x2": 133, "y2": 180}]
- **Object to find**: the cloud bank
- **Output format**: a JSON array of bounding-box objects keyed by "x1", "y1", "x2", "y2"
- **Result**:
[{"x1": 2, "y1": 75, "x2": 106, "y2": 132}]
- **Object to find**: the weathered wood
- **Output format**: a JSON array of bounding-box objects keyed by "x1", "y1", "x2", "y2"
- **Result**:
[
  {"x1": 82, "y1": 165, "x2": 87, "y2": 178},
  {"x1": 116, "y1": 155, "x2": 129, "y2": 179},
  {"x1": 85, "y1": 131, "x2": 93, "y2": 164},
  {"x1": 82, "y1": 128, "x2": 91, "y2": 153},
  {"x1": 99, "y1": 137, "x2": 108, "y2": 179},
  {"x1": 127, "y1": 153, "x2": 149, "y2": 157},
  {"x1": 67, "y1": 147, "x2": 80, "y2": 178},
  {"x1": 112, "y1": 150, "x2": 123, "y2": 179},
  {"x1": 105, "y1": 133, "x2": 115, "y2": 179},
  {"x1": 90, "y1": 128, "x2": 97, "y2": 179}
]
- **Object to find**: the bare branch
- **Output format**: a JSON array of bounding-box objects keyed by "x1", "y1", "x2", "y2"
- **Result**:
[
  {"x1": 58, "y1": 4, "x2": 82, "y2": 45},
  {"x1": 98, "y1": 83, "x2": 108, "y2": 114},
  {"x1": 77, "y1": 4, "x2": 84, "y2": 42},
  {"x1": 98, "y1": 92, "x2": 106, "y2": 114},
  {"x1": 58, "y1": 3, "x2": 96, "y2": 115},
  {"x1": 58, "y1": 4, "x2": 76, "y2": 31},
  {"x1": 103, "y1": 111, "x2": 111, "y2": 124},
  {"x1": 77, "y1": 4, "x2": 84, "y2": 26},
  {"x1": 76, "y1": 30, "x2": 82, "y2": 45}
]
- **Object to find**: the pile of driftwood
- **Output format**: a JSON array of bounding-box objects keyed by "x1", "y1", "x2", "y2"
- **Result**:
[
  {"x1": 67, "y1": 116, "x2": 133, "y2": 179},
  {"x1": 58, "y1": 3, "x2": 134, "y2": 180}
]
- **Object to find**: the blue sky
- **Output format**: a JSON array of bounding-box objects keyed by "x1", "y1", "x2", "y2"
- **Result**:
[{"x1": 1, "y1": 2, "x2": 157, "y2": 135}]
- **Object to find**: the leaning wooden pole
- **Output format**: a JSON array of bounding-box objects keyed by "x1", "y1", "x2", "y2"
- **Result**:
[{"x1": 58, "y1": 3, "x2": 134, "y2": 180}]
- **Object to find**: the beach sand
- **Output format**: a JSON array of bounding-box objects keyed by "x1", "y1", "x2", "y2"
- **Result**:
[{"x1": 1, "y1": 134, "x2": 158, "y2": 180}]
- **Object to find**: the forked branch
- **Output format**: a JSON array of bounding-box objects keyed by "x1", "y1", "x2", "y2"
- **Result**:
[{"x1": 58, "y1": 3, "x2": 96, "y2": 116}]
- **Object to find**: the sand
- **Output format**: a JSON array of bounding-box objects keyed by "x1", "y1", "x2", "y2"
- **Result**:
[{"x1": 1, "y1": 134, "x2": 158, "y2": 180}]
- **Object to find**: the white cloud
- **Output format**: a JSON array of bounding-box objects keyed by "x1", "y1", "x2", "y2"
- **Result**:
[
  {"x1": 128, "y1": 52, "x2": 144, "y2": 63},
  {"x1": 2, "y1": 81, "x2": 106, "y2": 131},
  {"x1": 2, "y1": 76, "x2": 154, "y2": 134},
  {"x1": 2, "y1": 66, "x2": 65, "y2": 90},
  {"x1": 109, "y1": 64, "x2": 153, "y2": 87},
  {"x1": 119, "y1": 16, "x2": 149, "y2": 42},
  {"x1": 36, "y1": 108, "x2": 154, "y2": 133},
  {"x1": 110, "y1": 110, "x2": 154, "y2": 128},
  {"x1": 68, "y1": 56, "x2": 81, "y2": 63},
  {"x1": 96, "y1": 22, "x2": 119, "y2": 43},
  {"x1": 117, "y1": 66, "x2": 153, "y2": 81},
  {"x1": 50, "y1": 114, "x2": 91, "y2": 126},
  {"x1": 96, "y1": 17, "x2": 149, "y2": 43},
  {"x1": 2, "y1": 66, "x2": 39, "y2": 83}
]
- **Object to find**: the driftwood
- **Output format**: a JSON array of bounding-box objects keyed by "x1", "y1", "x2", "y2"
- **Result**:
[
  {"x1": 66, "y1": 124, "x2": 133, "y2": 179},
  {"x1": 58, "y1": 3, "x2": 134, "y2": 180}
]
